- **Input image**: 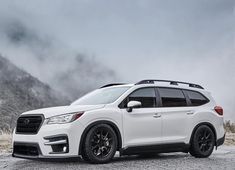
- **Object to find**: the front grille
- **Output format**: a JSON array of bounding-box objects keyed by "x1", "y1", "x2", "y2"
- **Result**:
[
  {"x1": 16, "y1": 115, "x2": 43, "y2": 134},
  {"x1": 13, "y1": 143, "x2": 40, "y2": 156}
]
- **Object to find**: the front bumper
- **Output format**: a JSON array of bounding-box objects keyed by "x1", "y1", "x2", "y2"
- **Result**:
[
  {"x1": 12, "y1": 121, "x2": 85, "y2": 159},
  {"x1": 12, "y1": 142, "x2": 80, "y2": 160}
]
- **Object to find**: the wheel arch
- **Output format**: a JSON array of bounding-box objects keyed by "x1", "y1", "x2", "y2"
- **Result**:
[
  {"x1": 190, "y1": 122, "x2": 217, "y2": 146},
  {"x1": 78, "y1": 120, "x2": 122, "y2": 155}
]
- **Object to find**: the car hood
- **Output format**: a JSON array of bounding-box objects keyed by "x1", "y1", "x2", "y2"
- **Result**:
[{"x1": 21, "y1": 105, "x2": 105, "y2": 118}]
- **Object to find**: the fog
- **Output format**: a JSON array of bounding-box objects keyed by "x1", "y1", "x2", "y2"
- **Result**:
[{"x1": 0, "y1": 0, "x2": 234, "y2": 120}]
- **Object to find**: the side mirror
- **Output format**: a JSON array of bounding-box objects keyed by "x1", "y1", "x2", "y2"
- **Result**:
[{"x1": 127, "y1": 101, "x2": 142, "y2": 112}]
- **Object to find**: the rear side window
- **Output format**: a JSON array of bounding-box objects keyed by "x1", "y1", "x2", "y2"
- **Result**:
[
  {"x1": 158, "y1": 88, "x2": 187, "y2": 107},
  {"x1": 186, "y1": 90, "x2": 209, "y2": 106},
  {"x1": 120, "y1": 88, "x2": 157, "y2": 108}
]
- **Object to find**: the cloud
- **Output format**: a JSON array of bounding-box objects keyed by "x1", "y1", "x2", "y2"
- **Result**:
[
  {"x1": 0, "y1": 0, "x2": 234, "y2": 120},
  {"x1": 0, "y1": 5, "x2": 116, "y2": 100}
]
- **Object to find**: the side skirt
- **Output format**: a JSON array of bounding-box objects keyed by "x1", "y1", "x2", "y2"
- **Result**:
[{"x1": 120, "y1": 143, "x2": 190, "y2": 156}]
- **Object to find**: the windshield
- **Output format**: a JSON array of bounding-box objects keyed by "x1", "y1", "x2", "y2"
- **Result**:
[{"x1": 71, "y1": 86, "x2": 130, "y2": 105}]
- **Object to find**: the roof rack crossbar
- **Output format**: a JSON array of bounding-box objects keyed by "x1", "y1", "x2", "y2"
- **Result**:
[
  {"x1": 100, "y1": 83, "x2": 126, "y2": 88},
  {"x1": 135, "y1": 79, "x2": 204, "y2": 89}
]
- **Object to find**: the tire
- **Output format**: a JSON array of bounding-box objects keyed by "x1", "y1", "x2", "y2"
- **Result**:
[
  {"x1": 81, "y1": 148, "x2": 90, "y2": 162},
  {"x1": 190, "y1": 125, "x2": 215, "y2": 158},
  {"x1": 83, "y1": 124, "x2": 117, "y2": 164}
]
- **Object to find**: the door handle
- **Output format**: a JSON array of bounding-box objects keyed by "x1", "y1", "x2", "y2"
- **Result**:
[
  {"x1": 153, "y1": 113, "x2": 161, "y2": 118},
  {"x1": 186, "y1": 111, "x2": 194, "y2": 115}
]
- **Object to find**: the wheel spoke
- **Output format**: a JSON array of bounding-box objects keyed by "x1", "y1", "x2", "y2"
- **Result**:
[
  {"x1": 206, "y1": 133, "x2": 211, "y2": 139},
  {"x1": 198, "y1": 140, "x2": 203, "y2": 144},
  {"x1": 104, "y1": 132, "x2": 109, "y2": 141},
  {"x1": 91, "y1": 144, "x2": 99, "y2": 151},
  {"x1": 203, "y1": 131, "x2": 207, "y2": 138},
  {"x1": 90, "y1": 127, "x2": 114, "y2": 158},
  {"x1": 100, "y1": 130, "x2": 103, "y2": 138},
  {"x1": 97, "y1": 148, "x2": 102, "y2": 156},
  {"x1": 196, "y1": 128, "x2": 214, "y2": 153},
  {"x1": 199, "y1": 144, "x2": 203, "y2": 150},
  {"x1": 91, "y1": 137, "x2": 99, "y2": 144},
  {"x1": 202, "y1": 145, "x2": 206, "y2": 152},
  {"x1": 107, "y1": 137, "x2": 112, "y2": 142}
]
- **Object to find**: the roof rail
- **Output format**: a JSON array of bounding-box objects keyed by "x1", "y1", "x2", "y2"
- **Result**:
[
  {"x1": 100, "y1": 83, "x2": 126, "y2": 88},
  {"x1": 135, "y1": 79, "x2": 204, "y2": 89}
]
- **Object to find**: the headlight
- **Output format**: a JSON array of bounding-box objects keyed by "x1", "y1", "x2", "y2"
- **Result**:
[{"x1": 46, "y1": 112, "x2": 84, "y2": 124}]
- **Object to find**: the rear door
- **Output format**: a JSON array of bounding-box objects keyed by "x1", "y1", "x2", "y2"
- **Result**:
[{"x1": 156, "y1": 87, "x2": 191, "y2": 143}]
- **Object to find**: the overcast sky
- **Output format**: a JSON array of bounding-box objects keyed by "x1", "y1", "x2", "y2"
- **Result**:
[{"x1": 0, "y1": 0, "x2": 234, "y2": 120}]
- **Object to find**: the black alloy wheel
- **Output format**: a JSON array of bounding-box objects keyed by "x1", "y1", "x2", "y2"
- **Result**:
[
  {"x1": 190, "y1": 125, "x2": 215, "y2": 158},
  {"x1": 83, "y1": 124, "x2": 117, "y2": 163}
]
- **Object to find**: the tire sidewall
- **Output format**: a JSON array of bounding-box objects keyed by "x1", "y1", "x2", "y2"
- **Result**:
[
  {"x1": 84, "y1": 124, "x2": 118, "y2": 163},
  {"x1": 191, "y1": 125, "x2": 215, "y2": 158}
]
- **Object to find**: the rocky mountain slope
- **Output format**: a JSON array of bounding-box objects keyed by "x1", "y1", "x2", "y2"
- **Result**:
[
  {"x1": 0, "y1": 19, "x2": 117, "y2": 101},
  {"x1": 0, "y1": 55, "x2": 69, "y2": 131},
  {"x1": 0, "y1": 19, "x2": 118, "y2": 131}
]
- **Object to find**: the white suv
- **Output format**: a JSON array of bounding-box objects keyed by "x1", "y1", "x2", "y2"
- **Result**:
[{"x1": 12, "y1": 80, "x2": 225, "y2": 164}]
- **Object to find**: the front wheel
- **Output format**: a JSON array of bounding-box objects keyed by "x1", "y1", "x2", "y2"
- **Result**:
[
  {"x1": 190, "y1": 125, "x2": 215, "y2": 158},
  {"x1": 83, "y1": 124, "x2": 117, "y2": 164}
]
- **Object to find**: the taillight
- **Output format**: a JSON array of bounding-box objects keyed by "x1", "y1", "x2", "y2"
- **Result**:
[{"x1": 214, "y1": 106, "x2": 223, "y2": 116}]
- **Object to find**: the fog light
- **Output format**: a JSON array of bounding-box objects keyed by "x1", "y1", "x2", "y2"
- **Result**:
[
  {"x1": 63, "y1": 146, "x2": 67, "y2": 152},
  {"x1": 44, "y1": 135, "x2": 69, "y2": 154}
]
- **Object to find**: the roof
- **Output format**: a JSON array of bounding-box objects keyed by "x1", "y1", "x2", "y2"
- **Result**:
[{"x1": 100, "y1": 79, "x2": 205, "y2": 91}]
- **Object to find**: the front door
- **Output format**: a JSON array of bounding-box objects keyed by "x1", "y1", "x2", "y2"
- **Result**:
[{"x1": 120, "y1": 87, "x2": 162, "y2": 147}]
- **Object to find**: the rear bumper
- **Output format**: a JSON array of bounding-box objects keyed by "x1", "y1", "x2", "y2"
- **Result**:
[{"x1": 216, "y1": 133, "x2": 225, "y2": 147}]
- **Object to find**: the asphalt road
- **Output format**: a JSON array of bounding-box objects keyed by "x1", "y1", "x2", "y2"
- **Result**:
[{"x1": 1, "y1": 146, "x2": 235, "y2": 170}]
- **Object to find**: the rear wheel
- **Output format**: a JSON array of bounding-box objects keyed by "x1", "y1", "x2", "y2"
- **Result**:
[
  {"x1": 83, "y1": 124, "x2": 117, "y2": 164},
  {"x1": 190, "y1": 125, "x2": 215, "y2": 158}
]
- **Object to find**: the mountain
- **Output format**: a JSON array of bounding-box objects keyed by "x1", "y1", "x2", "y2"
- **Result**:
[
  {"x1": 0, "y1": 19, "x2": 117, "y2": 101},
  {"x1": 0, "y1": 55, "x2": 70, "y2": 131},
  {"x1": 0, "y1": 19, "x2": 118, "y2": 131}
]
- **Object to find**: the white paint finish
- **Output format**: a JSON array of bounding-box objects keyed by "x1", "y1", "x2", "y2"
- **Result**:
[
  {"x1": 122, "y1": 108, "x2": 162, "y2": 147},
  {"x1": 158, "y1": 107, "x2": 191, "y2": 143},
  {"x1": 13, "y1": 83, "x2": 225, "y2": 158},
  {"x1": 21, "y1": 104, "x2": 105, "y2": 118}
]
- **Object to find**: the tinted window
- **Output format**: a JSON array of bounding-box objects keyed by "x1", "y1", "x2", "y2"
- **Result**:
[
  {"x1": 121, "y1": 88, "x2": 156, "y2": 108},
  {"x1": 186, "y1": 90, "x2": 208, "y2": 106},
  {"x1": 158, "y1": 88, "x2": 187, "y2": 107}
]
